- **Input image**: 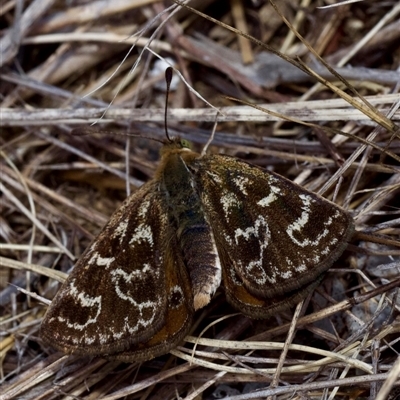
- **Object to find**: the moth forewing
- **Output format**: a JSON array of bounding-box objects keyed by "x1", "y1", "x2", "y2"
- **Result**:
[
  {"x1": 188, "y1": 154, "x2": 354, "y2": 310},
  {"x1": 41, "y1": 182, "x2": 172, "y2": 356}
]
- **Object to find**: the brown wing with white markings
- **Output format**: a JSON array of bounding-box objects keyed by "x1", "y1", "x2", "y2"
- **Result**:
[
  {"x1": 111, "y1": 239, "x2": 194, "y2": 362},
  {"x1": 41, "y1": 181, "x2": 192, "y2": 357},
  {"x1": 191, "y1": 155, "x2": 354, "y2": 317}
]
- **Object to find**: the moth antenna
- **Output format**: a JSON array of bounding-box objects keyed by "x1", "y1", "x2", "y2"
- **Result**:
[
  {"x1": 201, "y1": 112, "x2": 220, "y2": 156},
  {"x1": 164, "y1": 67, "x2": 173, "y2": 143}
]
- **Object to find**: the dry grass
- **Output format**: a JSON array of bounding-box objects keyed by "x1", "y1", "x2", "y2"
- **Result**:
[{"x1": 1, "y1": 0, "x2": 400, "y2": 399}]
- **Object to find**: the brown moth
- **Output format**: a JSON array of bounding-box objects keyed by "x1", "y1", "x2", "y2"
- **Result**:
[{"x1": 41, "y1": 72, "x2": 354, "y2": 362}]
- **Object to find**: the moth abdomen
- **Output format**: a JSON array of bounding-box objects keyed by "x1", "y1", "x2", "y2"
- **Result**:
[{"x1": 177, "y1": 222, "x2": 222, "y2": 311}]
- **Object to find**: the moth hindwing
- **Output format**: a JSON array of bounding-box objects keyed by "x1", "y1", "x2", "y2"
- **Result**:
[{"x1": 41, "y1": 138, "x2": 354, "y2": 361}]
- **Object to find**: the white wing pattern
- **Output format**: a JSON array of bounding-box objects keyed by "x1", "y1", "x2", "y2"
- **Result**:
[
  {"x1": 189, "y1": 154, "x2": 354, "y2": 317},
  {"x1": 41, "y1": 181, "x2": 194, "y2": 360}
]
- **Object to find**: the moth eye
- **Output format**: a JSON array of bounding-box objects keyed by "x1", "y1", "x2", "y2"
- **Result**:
[{"x1": 180, "y1": 139, "x2": 191, "y2": 149}]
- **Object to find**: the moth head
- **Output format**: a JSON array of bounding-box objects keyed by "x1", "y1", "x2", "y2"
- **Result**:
[{"x1": 160, "y1": 137, "x2": 192, "y2": 156}]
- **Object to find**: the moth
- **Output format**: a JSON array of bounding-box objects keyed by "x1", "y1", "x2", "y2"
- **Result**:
[{"x1": 41, "y1": 132, "x2": 354, "y2": 362}]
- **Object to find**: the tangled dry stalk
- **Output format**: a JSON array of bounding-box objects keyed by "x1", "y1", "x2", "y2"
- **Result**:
[{"x1": 1, "y1": 1, "x2": 400, "y2": 399}]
